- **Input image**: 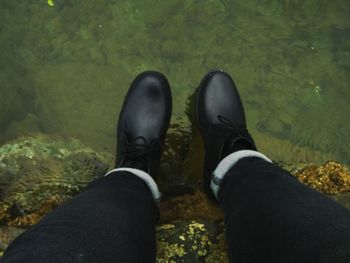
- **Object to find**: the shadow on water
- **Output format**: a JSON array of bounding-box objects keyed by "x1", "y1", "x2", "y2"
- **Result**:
[{"x1": 159, "y1": 89, "x2": 202, "y2": 197}]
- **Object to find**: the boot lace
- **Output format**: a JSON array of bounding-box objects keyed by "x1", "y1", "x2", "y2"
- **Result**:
[
  {"x1": 121, "y1": 136, "x2": 161, "y2": 161},
  {"x1": 213, "y1": 115, "x2": 248, "y2": 136}
]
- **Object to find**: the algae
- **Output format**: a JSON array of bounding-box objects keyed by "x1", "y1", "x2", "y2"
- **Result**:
[
  {"x1": 0, "y1": 136, "x2": 113, "y2": 227},
  {"x1": 1, "y1": 1, "x2": 350, "y2": 260},
  {"x1": 0, "y1": 0, "x2": 349, "y2": 166}
]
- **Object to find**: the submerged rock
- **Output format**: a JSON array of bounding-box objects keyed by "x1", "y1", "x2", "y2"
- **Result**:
[{"x1": 0, "y1": 135, "x2": 113, "y2": 227}]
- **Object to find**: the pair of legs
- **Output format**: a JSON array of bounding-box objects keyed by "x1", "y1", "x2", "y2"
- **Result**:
[{"x1": 2, "y1": 71, "x2": 350, "y2": 262}]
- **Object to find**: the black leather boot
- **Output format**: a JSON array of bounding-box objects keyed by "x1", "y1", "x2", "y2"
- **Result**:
[
  {"x1": 116, "y1": 71, "x2": 172, "y2": 178},
  {"x1": 196, "y1": 70, "x2": 257, "y2": 200}
]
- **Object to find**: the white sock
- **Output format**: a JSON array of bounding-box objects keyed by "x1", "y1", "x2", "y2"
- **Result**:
[
  {"x1": 210, "y1": 150, "x2": 272, "y2": 200},
  {"x1": 105, "y1": 168, "x2": 161, "y2": 204}
]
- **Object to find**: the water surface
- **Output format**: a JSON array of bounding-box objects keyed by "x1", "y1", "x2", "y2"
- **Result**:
[{"x1": 1, "y1": 0, "x2": 349, "y2": 188}]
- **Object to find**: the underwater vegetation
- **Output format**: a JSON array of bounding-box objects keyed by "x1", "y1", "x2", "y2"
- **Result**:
[
  {"x1": 0, "y1": 0, "x2": 349, "y2": 167},
  {"x1": 0, "y1": 136, "x2": 112, "y2": 227}
]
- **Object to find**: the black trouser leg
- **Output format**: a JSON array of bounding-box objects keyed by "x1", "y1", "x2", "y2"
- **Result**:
[
  {"x1": 2, "y1": 172, "x2": 158, "y2": 263},
  {"x1": 219, "y1": 157, "x2": 350, "y2": 263}
]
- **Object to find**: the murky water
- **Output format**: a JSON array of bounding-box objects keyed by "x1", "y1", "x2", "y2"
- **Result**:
[{"x1": 1, "y1": 0, "x2": 350, "y2": 188}]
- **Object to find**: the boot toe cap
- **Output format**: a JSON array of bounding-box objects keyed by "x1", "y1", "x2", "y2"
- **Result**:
[
  {"x1": 119, "y1": 71, "x2": 172, "y2": 140},
  {"x1": 197, "y1": 70, "x2": 246, "y2": 131}
]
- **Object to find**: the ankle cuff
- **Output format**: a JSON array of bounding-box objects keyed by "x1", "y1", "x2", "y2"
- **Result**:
[
  {"x1": 105, "y1": 168, "x2": 161, "y2": 204},
  {"x1": 210, "y1": 150, "x2": 272, "y2": 200}
]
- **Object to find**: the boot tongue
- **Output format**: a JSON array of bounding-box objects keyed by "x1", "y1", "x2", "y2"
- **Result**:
[
  {"x1": 123, "y1": 159, "x2": 148, "y2": 173},
  {"x1": 134, "y1": 136, "x2": 147, "y2": 146},
  {"x1": 123, "y1": 137, "x2": 149, "y2": 173},
  {"x1": 222, "y1": 134, "x2": 256, "y2": 159}
]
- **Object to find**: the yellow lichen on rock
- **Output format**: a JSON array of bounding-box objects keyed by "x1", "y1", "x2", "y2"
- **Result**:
[
  {"x1": 156, "y1": 220, "x2": 226, "y2": 261},
  {"x1": 159, "y1": 224, "x2": 175, "y2": 230},
  {"x1": 295, "y1": 161, "x2": 350, "y2": 194},
  {"x1": 157, "y1": 241, "x2": 186, "y2": 262},
  {"x1": 185, "y1": 221, "x2": 211, "y2": 257}
]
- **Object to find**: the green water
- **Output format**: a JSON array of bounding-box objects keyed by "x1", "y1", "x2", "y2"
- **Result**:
[{"x1": 1, "y1": 0, "x2": 350, "y2": 187}]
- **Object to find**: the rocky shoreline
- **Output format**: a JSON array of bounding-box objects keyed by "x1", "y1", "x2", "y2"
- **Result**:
[{"x1": 0, "y1": 135, "x2": 349, "y2": 261}]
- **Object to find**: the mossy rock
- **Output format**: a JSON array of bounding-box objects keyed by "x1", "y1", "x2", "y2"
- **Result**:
[
  {"x1": 156, "y1": 220, "x2": 228, "y2": 262},
  {"x1": 0, "y1": 135, "x2": 113, "y2": 227}
]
